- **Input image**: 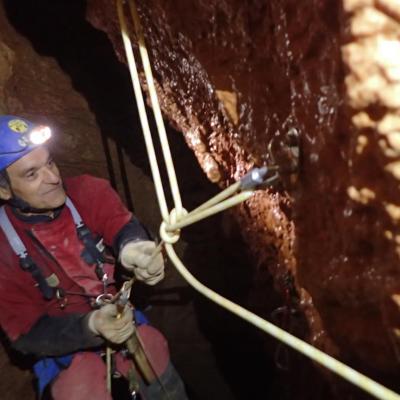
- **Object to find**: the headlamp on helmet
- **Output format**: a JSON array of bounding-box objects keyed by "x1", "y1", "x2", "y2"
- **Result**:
[
  {"x1": 19, "y1": 125, "x2": 52, "y2": 147},
  {"x1": 0, "y1": 115, "x2": 53, "y2": 171}
]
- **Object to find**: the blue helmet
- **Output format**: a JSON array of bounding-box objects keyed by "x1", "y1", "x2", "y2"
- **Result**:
[{"x1": 0, "y1": 115, "x2": 52, "y2": 171}]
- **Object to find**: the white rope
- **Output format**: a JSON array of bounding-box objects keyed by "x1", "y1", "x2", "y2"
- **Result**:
[
  {"x1": 127, "y1": 0, "x2": 184, "y2": 218},
  {"x1": 116, "y1": 0, "x2": 170, "y2": 222},
  {"x1": 165, "y1": 243, "x2": 400, "y2": 400},
  {"x1": 116, "y1": 1, "x2": 400, "y2": 399}
]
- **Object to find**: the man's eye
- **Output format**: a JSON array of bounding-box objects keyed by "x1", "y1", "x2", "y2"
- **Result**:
[{"x1": 26, "y1": 171, "x2": 37, "y2": 179}]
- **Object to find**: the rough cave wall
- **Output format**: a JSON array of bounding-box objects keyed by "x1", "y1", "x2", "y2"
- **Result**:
[{"x1": 87, "y1": 0, "x2": 400, "y2": 392}]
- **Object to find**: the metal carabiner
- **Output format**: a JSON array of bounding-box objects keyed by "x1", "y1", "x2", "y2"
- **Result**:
[
  {"x1": 115, "y1": 280, "x2": 134, "y2": 317},
  {"x1": 239, "y1": 166, "x2": 281, "y2": 191},
  {"x1": 119, "y1": 281, "x2": 133, "y2": 306},
  {"x1": 95, "y1": 293, "x2": 113, "y2": 307}
]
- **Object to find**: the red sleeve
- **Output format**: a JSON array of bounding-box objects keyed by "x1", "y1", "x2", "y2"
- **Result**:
[{"x1": 65, "y1": 175, "x2": 133, "y2": 246}]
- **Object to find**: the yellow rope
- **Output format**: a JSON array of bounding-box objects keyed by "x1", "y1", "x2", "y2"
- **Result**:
[
  {"x1": 106, "y1": 346, "x2": 112, "y2": 393},
  {"x1": 115, "y1": 0, "x2": 400, "y2": 399}
]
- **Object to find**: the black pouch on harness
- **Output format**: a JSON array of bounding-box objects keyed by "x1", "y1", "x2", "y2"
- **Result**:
[{"x1": 77, "y1": 225, "x2": 107, "y2": 280}]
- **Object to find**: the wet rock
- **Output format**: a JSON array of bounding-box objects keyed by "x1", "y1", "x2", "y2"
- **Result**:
[{"x1": 87, "y1": 0, "x2": 400, "y2": 393}]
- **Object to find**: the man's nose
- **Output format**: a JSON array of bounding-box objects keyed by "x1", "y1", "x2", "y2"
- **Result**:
[{"x1": 43, "y1": 166, "x2": 60, "y2": 184}]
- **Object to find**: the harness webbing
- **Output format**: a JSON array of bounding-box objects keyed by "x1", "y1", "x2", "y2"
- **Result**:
[
  {"x1": 0, "y1": 197, "x2": 104, "y2": 300},
  {"x1": 0, "y1": 197, "x2": 83, "y2": 257},
  {"x1": 65, "y1": 197, "x2": 84, "y2": 228},
  {"x1": 0, "y1": 206, "x2": 28, "y2": 258}
]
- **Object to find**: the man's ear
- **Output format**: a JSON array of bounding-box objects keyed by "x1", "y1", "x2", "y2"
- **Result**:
[{"x1": 0, "y1": 185, "x2": 12, "y2": 201}]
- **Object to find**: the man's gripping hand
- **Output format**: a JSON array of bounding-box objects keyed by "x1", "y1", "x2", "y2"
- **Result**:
[
  {"x1": 119, "y1": 240, "x2": 165, "y2": 285},
  {"x1": 87, "y1": 304, "x2": 134, "y2": 344}
]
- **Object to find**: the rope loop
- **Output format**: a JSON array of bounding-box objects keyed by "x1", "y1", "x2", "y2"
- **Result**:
[{"x1": 159, "y1": 208, "x2": 187, "y2": 244}]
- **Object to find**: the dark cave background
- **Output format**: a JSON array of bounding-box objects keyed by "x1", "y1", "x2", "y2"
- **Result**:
[{"x1": 0, "y1": 1, "x2": 331, "y2": 399}]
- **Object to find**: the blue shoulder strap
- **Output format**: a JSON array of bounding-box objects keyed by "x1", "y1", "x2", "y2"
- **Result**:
[
  {"x1": 0, "y1": 197, "x2": 82, "y2": 257},
  {"x1": 0, "y1": 206, "x2": 28, "y2": 257},
  {"x1": 65, "y1": 197, "x2": 84, "y2": 228}
]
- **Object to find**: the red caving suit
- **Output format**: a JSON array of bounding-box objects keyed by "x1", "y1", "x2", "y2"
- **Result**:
[{"x1": 0, "y1": 174, "x2": 186, "y2": 400}]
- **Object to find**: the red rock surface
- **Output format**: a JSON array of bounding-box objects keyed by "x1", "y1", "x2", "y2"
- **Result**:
[{"x1": 87, "y1": 0, "x2": 400, "y2": 391}]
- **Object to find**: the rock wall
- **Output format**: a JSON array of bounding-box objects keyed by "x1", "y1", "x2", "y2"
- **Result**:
[{"x1": 87, "y1": 0, "x2": 400, "y2": 393}]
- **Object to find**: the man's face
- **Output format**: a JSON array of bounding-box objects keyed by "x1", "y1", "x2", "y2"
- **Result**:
[{"x1": 1, "y1": 146, "x2": 66, "y2": 210}]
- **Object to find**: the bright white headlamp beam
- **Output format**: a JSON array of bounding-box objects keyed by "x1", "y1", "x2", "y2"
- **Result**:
[{"x1": 28, "y1": 126, "x2": 52, "y2": 145}]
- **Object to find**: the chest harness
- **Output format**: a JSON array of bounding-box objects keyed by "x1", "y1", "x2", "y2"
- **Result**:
[{"x1": 0, "y1": 197, "x2": 107, "y2": 302}]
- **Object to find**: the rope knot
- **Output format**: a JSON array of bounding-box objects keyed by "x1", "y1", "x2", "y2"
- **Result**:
[{"x1": 159, "y1": 208, "x2": 187, "y2": 244}]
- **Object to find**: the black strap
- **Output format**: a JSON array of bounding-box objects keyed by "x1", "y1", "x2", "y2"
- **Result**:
[
  {"x1": 77, "y1": 225, "x2": 106, "y2": 280},
  {"x1": 19, "y1": 255, "x2": 54, "y2": 300}
]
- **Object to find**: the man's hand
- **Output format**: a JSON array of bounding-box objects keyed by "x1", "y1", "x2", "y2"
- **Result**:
[
  {"x1": 119, "y1": 240, "x2": 165, "y2": 285},
  {"x1": 87, "y1": 304, "x2": 134, "y2": 344}
]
